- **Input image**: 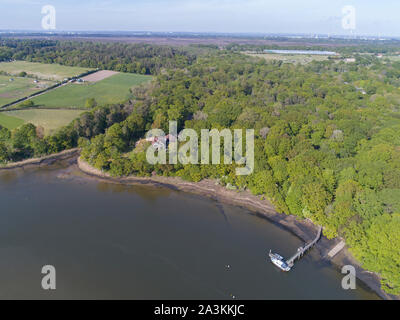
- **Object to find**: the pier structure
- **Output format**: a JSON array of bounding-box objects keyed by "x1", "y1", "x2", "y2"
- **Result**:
[{"x1": 285, "y1": 227, "x2": 322, "y2": 267}]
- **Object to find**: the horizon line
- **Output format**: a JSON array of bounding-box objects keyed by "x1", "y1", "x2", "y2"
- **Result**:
[{"x1": 1, "y1": 30, "x2": 399, "y2": 40}]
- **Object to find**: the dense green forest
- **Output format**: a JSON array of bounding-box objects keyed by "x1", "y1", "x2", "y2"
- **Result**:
[
  {"x1": 0, "y1": 39, "x2": 399, "y2": 295},
  {"x1": 226, "y1": 40, "x2": 400, "y2": 55},
  {"x1": 81, "y1": 52, "x2": 400, "y2": 295},
  {"x1": 0, "y1": 39, "x2": 199, "y2": 74}
]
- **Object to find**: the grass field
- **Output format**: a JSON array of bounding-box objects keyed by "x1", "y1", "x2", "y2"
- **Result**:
[
  {"x1": 245, "y1": 52, "x2": 331, "y2": 64},
  {"x1": 387, "y1": 55, "x2": 400, "y2": 62},
  {"x1": 0, "y1": 75, "x2": 55, "y2": 106},
  {"x1": 4, "y1": 109, "x2": 84, "y2": 134},
  {"x1": 0, "y1": 68, "x2": 152, "y2": 134},
  {"x1": 32, "y1": 72, "x2": 152, "y2": 109},
  {"x1": 0, "y1": 112, "x2": 25, "y2": 130},
  {"x1": 0, "y1": 61, "x2": 93, "y2": 81}
]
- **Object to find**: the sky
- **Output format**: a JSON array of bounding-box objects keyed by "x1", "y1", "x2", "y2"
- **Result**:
[{"x1": 0, "y1": 0, "x2": 399, "y2": 37}]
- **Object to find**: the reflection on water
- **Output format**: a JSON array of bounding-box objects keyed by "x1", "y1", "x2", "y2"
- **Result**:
[
  {"x1": 0, "y1": 162, "x2": 379, "y2": 299},
  {"x1": 96, "y1": 181, "x2": 174, "y2": 202},
  {"x1": 0, "y1": 170, "x2": 18, "y2": 184}
]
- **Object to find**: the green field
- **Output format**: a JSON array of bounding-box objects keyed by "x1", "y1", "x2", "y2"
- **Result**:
[
  {"x1": 32, "y1": 72, "x2": 152, "y2": 109},
  {"x1": 0, "y1": 112, "x2": 25, "y2": 130},
  {"x1": 4, "y1": 109, "x2": 84, "y2": 134},
  {"x1": 387, "y1": 55, "x2": 400, "y2": 62},
  {"x1": 0, "y1": 61, "x2": 93, "y2": 81},
  {"x1": 0, "y1": 75, "x2": 55, "y2": 106},
  {"x1": 245, "y1": 52, "x2": 331, "y2": 64}
]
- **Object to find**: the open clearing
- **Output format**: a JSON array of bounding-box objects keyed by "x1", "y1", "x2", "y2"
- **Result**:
[
  {"x1": 387, "y1": 55, "x2": 400, "y2": 62},
  {"x1": 245, "y1": 52, "x2": 331, "y2": 64},
  {"x1": 4, "y1": 109, "x2": 84, "y2": 134},
  {"x1": 0, "y1": 75, "x2": 55, "y2": 106},
  {"x1": 0, "y1": 112, "x2": 25, "y2": 130},
  {"x1": 32, "y1": 72, "x2": 153, "y2": 109},
  {"x1": 81, "y1": 70, "x2": 119, "y2": 82},
  {"x1": 0, "y1": 61, "x2": 93, "y2": 81}
]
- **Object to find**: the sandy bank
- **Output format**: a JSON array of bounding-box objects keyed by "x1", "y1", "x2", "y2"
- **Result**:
[
  {"x1": 77, "y1": 157, "x2": 398, "y2": 300},
  {"x1": 0, "y1": 148, "x2": 80, "y2": 170}
]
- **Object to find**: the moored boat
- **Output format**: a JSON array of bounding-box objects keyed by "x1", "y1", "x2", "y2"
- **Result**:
[{"x1": 268, "y1": 250, "x2": 291, "y2": 272}]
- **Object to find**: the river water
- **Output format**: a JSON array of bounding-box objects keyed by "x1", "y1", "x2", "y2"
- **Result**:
[{"x1": 0, "y1": 161, "x2": 378, "y2": 299}]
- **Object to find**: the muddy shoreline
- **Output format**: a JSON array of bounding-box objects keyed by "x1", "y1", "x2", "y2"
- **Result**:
[
  {"x1": 0, "y1": 148, "x2": 81, "y2": 170},
  {"x1": 1, "y1": 150, "x2": 396, "y2": 299},
  {"x1": 77, "y1": 157, "x2": 399, "y2": 300}
]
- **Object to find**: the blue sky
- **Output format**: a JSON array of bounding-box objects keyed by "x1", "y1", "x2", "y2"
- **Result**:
[{"x1": 0, "y1": 0, "x2": 399, "y2": 36}]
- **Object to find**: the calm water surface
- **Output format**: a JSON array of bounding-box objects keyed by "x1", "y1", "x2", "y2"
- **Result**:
[{"x1": 0, "y1": 161, "x2": 378, "y2": 299}]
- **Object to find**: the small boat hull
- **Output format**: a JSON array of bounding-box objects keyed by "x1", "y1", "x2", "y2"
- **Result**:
[{"x1": 269, "y1": 251, "x2": 291, "y2": 272}]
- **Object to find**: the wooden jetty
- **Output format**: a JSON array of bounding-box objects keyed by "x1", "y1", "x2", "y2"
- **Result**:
[{"x1": 286, "y1": 226, "x2": 322, "y2": 267}]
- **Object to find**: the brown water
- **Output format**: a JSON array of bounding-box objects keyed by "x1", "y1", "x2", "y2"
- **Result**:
[{"x1": 0, "y1": 161, "x2": 379, "y2": 299}]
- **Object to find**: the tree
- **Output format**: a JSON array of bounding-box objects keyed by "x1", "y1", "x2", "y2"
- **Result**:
[
  {"x1": 85, "y1": 98, "x2": 97, "y2": 109},
  {"x1": 0, "y1": 126, "x2": 11, "y2": 142},
  {"x1": 354, "y1": 213, "x2": 400, "y2": 295},
  {"x1": 0, "y1": 142, "x2": 9, "y2": 163},
  {"x1": 18, "y1": 100, "x2": 35, "y2": 108}
]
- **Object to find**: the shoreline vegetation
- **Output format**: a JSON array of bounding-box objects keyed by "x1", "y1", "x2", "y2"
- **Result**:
[
  {"x1": 76, "y1": 157, "x2": 397, "y2": 300},
  {"x1": 1, "y1": 39, "x2": 400, "y2": 299},
  {"x1": 0, "y1": 149, "x2": 397, "y2": 300},
  {"x1": 0, "y1": 148, "x2": 80, "y2": 169}
]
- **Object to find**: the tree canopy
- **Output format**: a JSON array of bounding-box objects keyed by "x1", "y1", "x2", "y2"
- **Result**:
[{"x1": 1, "y1": 39, "x2": 400, "y2": 295}]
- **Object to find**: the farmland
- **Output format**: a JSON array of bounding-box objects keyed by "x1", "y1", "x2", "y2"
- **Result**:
[
  {"x1": 0, "y1": 64, "x2": 152, "y2": 135},
  {"x1": 3, "y1": 109, "x2": 84, "y2": 134},
  {"x1": 81, "y1": 70, "x2": 119, "y2": 82},
  {"x1": 245, "y1": 52, "x2": 332, "y2": 64},
  {"x1": 0, "y1": 75, "x2": 55, "y2": 106},
  {"x1": 0, "y1": 61, "x2": 93, "y2": 81},
  {"x1": 32, "y1": 72, "x2": 153, "y2": 109},
  {"x1": 387, "y1": 55, "x2": 400, "y2": 62},
  {"x1": 0, "y1": 112, "x2": 25, "y2": 130},
  {"x1": 0, "y1": 70, "x2": 152, "y2": 134}
]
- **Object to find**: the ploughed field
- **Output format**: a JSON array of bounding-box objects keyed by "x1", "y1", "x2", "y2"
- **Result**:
[{"x1": 81, "y1": 70, "x2": 119, "y2": 82}]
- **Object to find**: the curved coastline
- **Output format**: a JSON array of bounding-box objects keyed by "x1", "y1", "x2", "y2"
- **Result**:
[
  {"x1": 0, "y1": 150, "x2": 396, "y2": 300},
  {"x1": 0, "y1": 148, "x2": 81, "y2": 170},
  {"x1": 77, "y1": 157, "x2": 397, "y2": 300}
]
